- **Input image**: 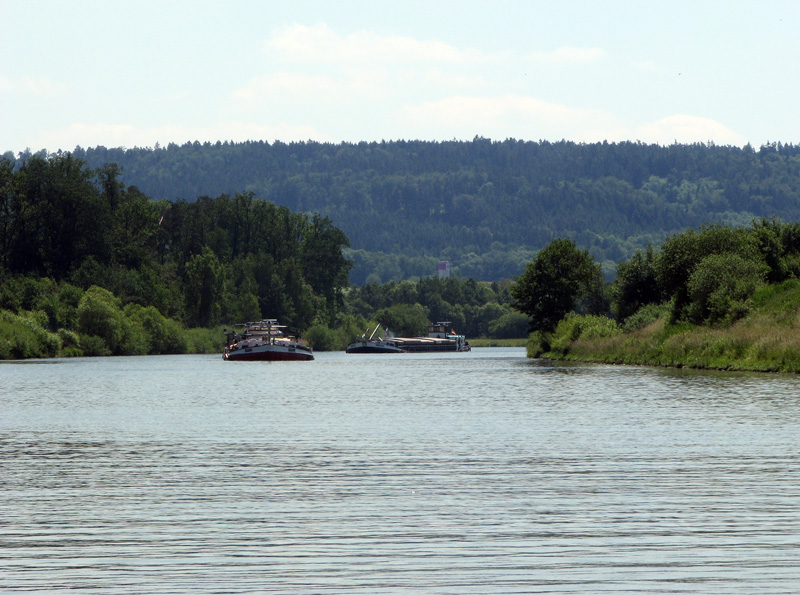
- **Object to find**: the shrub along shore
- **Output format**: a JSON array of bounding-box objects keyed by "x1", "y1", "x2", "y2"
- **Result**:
[
  {"x1": 528, "y1": 280, "x2": 800, "y2": 374},
  {"x1": 0, "y1": 285, "x2": 225, "y2": 359}
]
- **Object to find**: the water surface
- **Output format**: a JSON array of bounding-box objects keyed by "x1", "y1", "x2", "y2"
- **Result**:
[{"x1": 3, "y1": 349, "x2": 800, "y2": 593}]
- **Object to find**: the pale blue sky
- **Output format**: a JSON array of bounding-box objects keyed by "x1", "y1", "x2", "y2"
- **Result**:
[{"x1": 2, "y1": 0, "x2": 798, "y2": 154}]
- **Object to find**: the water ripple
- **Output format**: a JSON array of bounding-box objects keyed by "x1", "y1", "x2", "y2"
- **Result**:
[{"x1": 3, "y1": 350, "x2": 800, "y2": 593}]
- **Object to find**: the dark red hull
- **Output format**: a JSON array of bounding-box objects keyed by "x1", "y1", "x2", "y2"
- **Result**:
[{"x1": 224, "y1": 350, "x2": 314, "y2": 361}]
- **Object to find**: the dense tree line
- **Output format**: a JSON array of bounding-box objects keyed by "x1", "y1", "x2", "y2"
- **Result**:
[
  {"x1": 344, "y1": 276, "x2": 528, "y2": 339},
  {"x1": 513, "y1": 218, "x2": 800, "y2": 350},
  {"x1": 615, "y1": 218, "x2": 800, "y2": 327},
  {"x1": 0, "y1": 153, "x2": 352, "y2": 357},
  {"x1": 22, "y1": 138, "x2": 799, "y2": 283}
]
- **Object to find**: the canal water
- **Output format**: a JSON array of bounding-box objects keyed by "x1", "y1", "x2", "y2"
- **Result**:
[{"x1": 3, "y1": 348, "x2": 800, "y2": 593}]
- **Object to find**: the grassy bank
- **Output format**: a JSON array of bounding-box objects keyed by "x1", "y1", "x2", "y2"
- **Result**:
[{"x1": 529, "y1": 280, "x2": 800, "y2": 373}]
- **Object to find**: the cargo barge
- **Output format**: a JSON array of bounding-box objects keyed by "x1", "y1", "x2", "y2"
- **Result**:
[
  {"x1": 224, "y1": 319, "x2": 314, "y2": 361},
  {"x1": 346, "y1": 322, "x2": 470, "y2": 354}
]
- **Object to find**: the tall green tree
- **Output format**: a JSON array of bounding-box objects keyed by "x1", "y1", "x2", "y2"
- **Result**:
[
  {"x1": 612, "y1": 244, "x2": 663, "y2": 321},
  {"x1": 300, "y1": 213, "x2": 352, "y2": 321},
  {"x1": 511, "y1": 238, "x2": 602, "y2": 333},
  {"x1": 183, "y1": 246, "x2": 223, "y2": 327},
  {"x1": 0, "y1": 156, "x2": 18, "y2": 271},
  {"x1": 12, "y1": 154, "x2": 111, "y2": 278}
]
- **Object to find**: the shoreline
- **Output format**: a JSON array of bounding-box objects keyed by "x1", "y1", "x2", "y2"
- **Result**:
[{"x1": 524, "y1": 281, "x2": 800, "y2": 375}]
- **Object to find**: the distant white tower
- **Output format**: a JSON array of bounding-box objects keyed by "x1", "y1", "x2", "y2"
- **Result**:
[{"x1": 437, "y1": 261, "x2": 450, "y2": 279}]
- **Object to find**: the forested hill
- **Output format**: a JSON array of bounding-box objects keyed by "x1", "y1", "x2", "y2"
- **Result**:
[{"x1": 64, "y1": 139, "x2": 800, "y2": 283}]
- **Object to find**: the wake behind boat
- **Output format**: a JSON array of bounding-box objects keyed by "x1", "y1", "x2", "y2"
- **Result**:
[
  {"x1": 346, "y1": 322, "x2": 470, "y2": 354},
  {"x1": 223, "y1": 319, "x2": 314, "y2": 361}
]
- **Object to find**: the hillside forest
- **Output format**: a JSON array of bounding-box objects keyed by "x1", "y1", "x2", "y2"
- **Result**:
[{"x1": 33, "y1": 138, "x2": 800, "y2": 283}]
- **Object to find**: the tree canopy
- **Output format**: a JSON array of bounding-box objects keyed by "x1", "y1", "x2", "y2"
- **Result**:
[
  {"x1": 0, "y1": 153, "x2": 352, "y2": 332},
  {"x1": 45, "y1": 138, "x2": 800, "y2": 283},
  {"x1": 511, "y1": 238, "x2": 603, "y2": 334},
  {"x1": 513, "y1": 218, "x2": 800, "y2": 343}
]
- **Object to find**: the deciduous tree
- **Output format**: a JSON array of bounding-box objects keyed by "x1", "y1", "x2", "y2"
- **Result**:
[{"x1": 511, "y1": 238, "x2": 602, "y2": 334}]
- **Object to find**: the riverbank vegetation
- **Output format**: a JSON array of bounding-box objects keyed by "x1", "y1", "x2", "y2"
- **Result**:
[
  {"x1": 7, "y1": 144, "x2": 800, "y2": 363},
  {"x1": 0, "y1": 279, "x2": 222, "y2": 359},
  {"x1": 516, "y1": 219, "x2": 800, "y2": 373},
  {"x1": 0, "y1": 153, "x2": 353, "y2": 358},
  {"x1": 0, "y1": 153, "x2": 527, "y2": 359}
]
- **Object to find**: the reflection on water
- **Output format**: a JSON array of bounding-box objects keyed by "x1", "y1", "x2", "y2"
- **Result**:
[{"x1": 3, "y1": 349, "x2": 800, "y2": 593}]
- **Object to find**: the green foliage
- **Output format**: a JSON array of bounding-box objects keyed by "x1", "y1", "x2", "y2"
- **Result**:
[
  {"x1": 531, "y1": 222, "x2": 800, "y2": 372},
  {"x1": 57, "y1": 328, "x2": 82, "y2": 356},
  {"x1": 656, "y1": 224, "x2": 761, "y2": 321},
  {"x1": 76, "y1": 286, "x2": 125, "y2": 353},
  {"x1": 124, "y1": 303, "x2": 188, "y2": 354},
  {"x1": 374, "y1": 303, "x2": 429, "y2": 337},
  {"x1": 184, "y1": 246, "x2": 223, "y2": 327},
  {"x1": 488, "y1": 311, "x2": 530, "y2": 339},
  {"x1": 304, "y1": 323, "x2": 341, "y2": 351},
  {"x1": 0, "y1": 309, "x2": 62, "y2": 359},
  {"x1": 0, "y1": 272, "x2": 225, "y2": 358},
  {"x1": 511, "y1": 238, "x2": 603, "y2": 334},
  {"x1": 183, "y1": 327, "x2": 225, "y2": 354},
  {"x1": 748, "y1": 218, "x2": 800, "y2": 284},
  {"x1": 1, "y1": 156, "x2": 352, "y2": 340},
  {"x1": 78, "y1": 333, "x2": 110, "y2": 357},
  {"x1": 622, "y1": 302, "x2": 671, "y2": 333},
  {"x1": 544, "y1": 299, "x2": 800, "y2": 374},
  {"x1": 525, "y1": 332, "x2": 548, "y2": 358},
  {"x1": 8, "y1": 154, "x2": 111, "y2": 279},
  {"x1": 0, "y1": 275, "x2": 82, "y2": 330},
  {"x1": 546, "y1": 313, "x2": 622, "y2": 355},
  {"x1": 301, "y1": 213, "x2": 353, "y2": 320},
  {"x1": 69, "y1": 139, "x2": 800, "y2": 285},
  {"x1": 219, "y1": 255, "x2": 262, "y2": 324},
  {"x1": 685, "y1": 253, "x2": 767, "y2": 325},
  {"x1": 518, "y1": 218, "x2": 800, "y2": 371},
  {"x1": 612, "y1": 244, "x2": 663, "y2": 322},
  {"x1": 9, "y1": 143, "x2": 800, "y2": 360},
  {"x1": 119, "y1": 316, "x2": 151, "y2": 356},
  {"x1": 108, "y1": 188, "x2": 161, "y2": 268},
  {"x1": 344, "y1": 276, "x2": 520, "y2": 339},
  {"x1": 613, "y1": 221, "x2": 800, "y2": 328},
  {"x1": 0, "y1": 154, "x2": 357, "y2": 357},
  {"x1": 333, "y1": 313, "x2": 374, "y2": 345},
  {"x1": 73, "y1": 286, "x2": 173, "y2": 356},
  {"x1": 750, "y1": 279, "x2": 800, "y2": 317}
]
